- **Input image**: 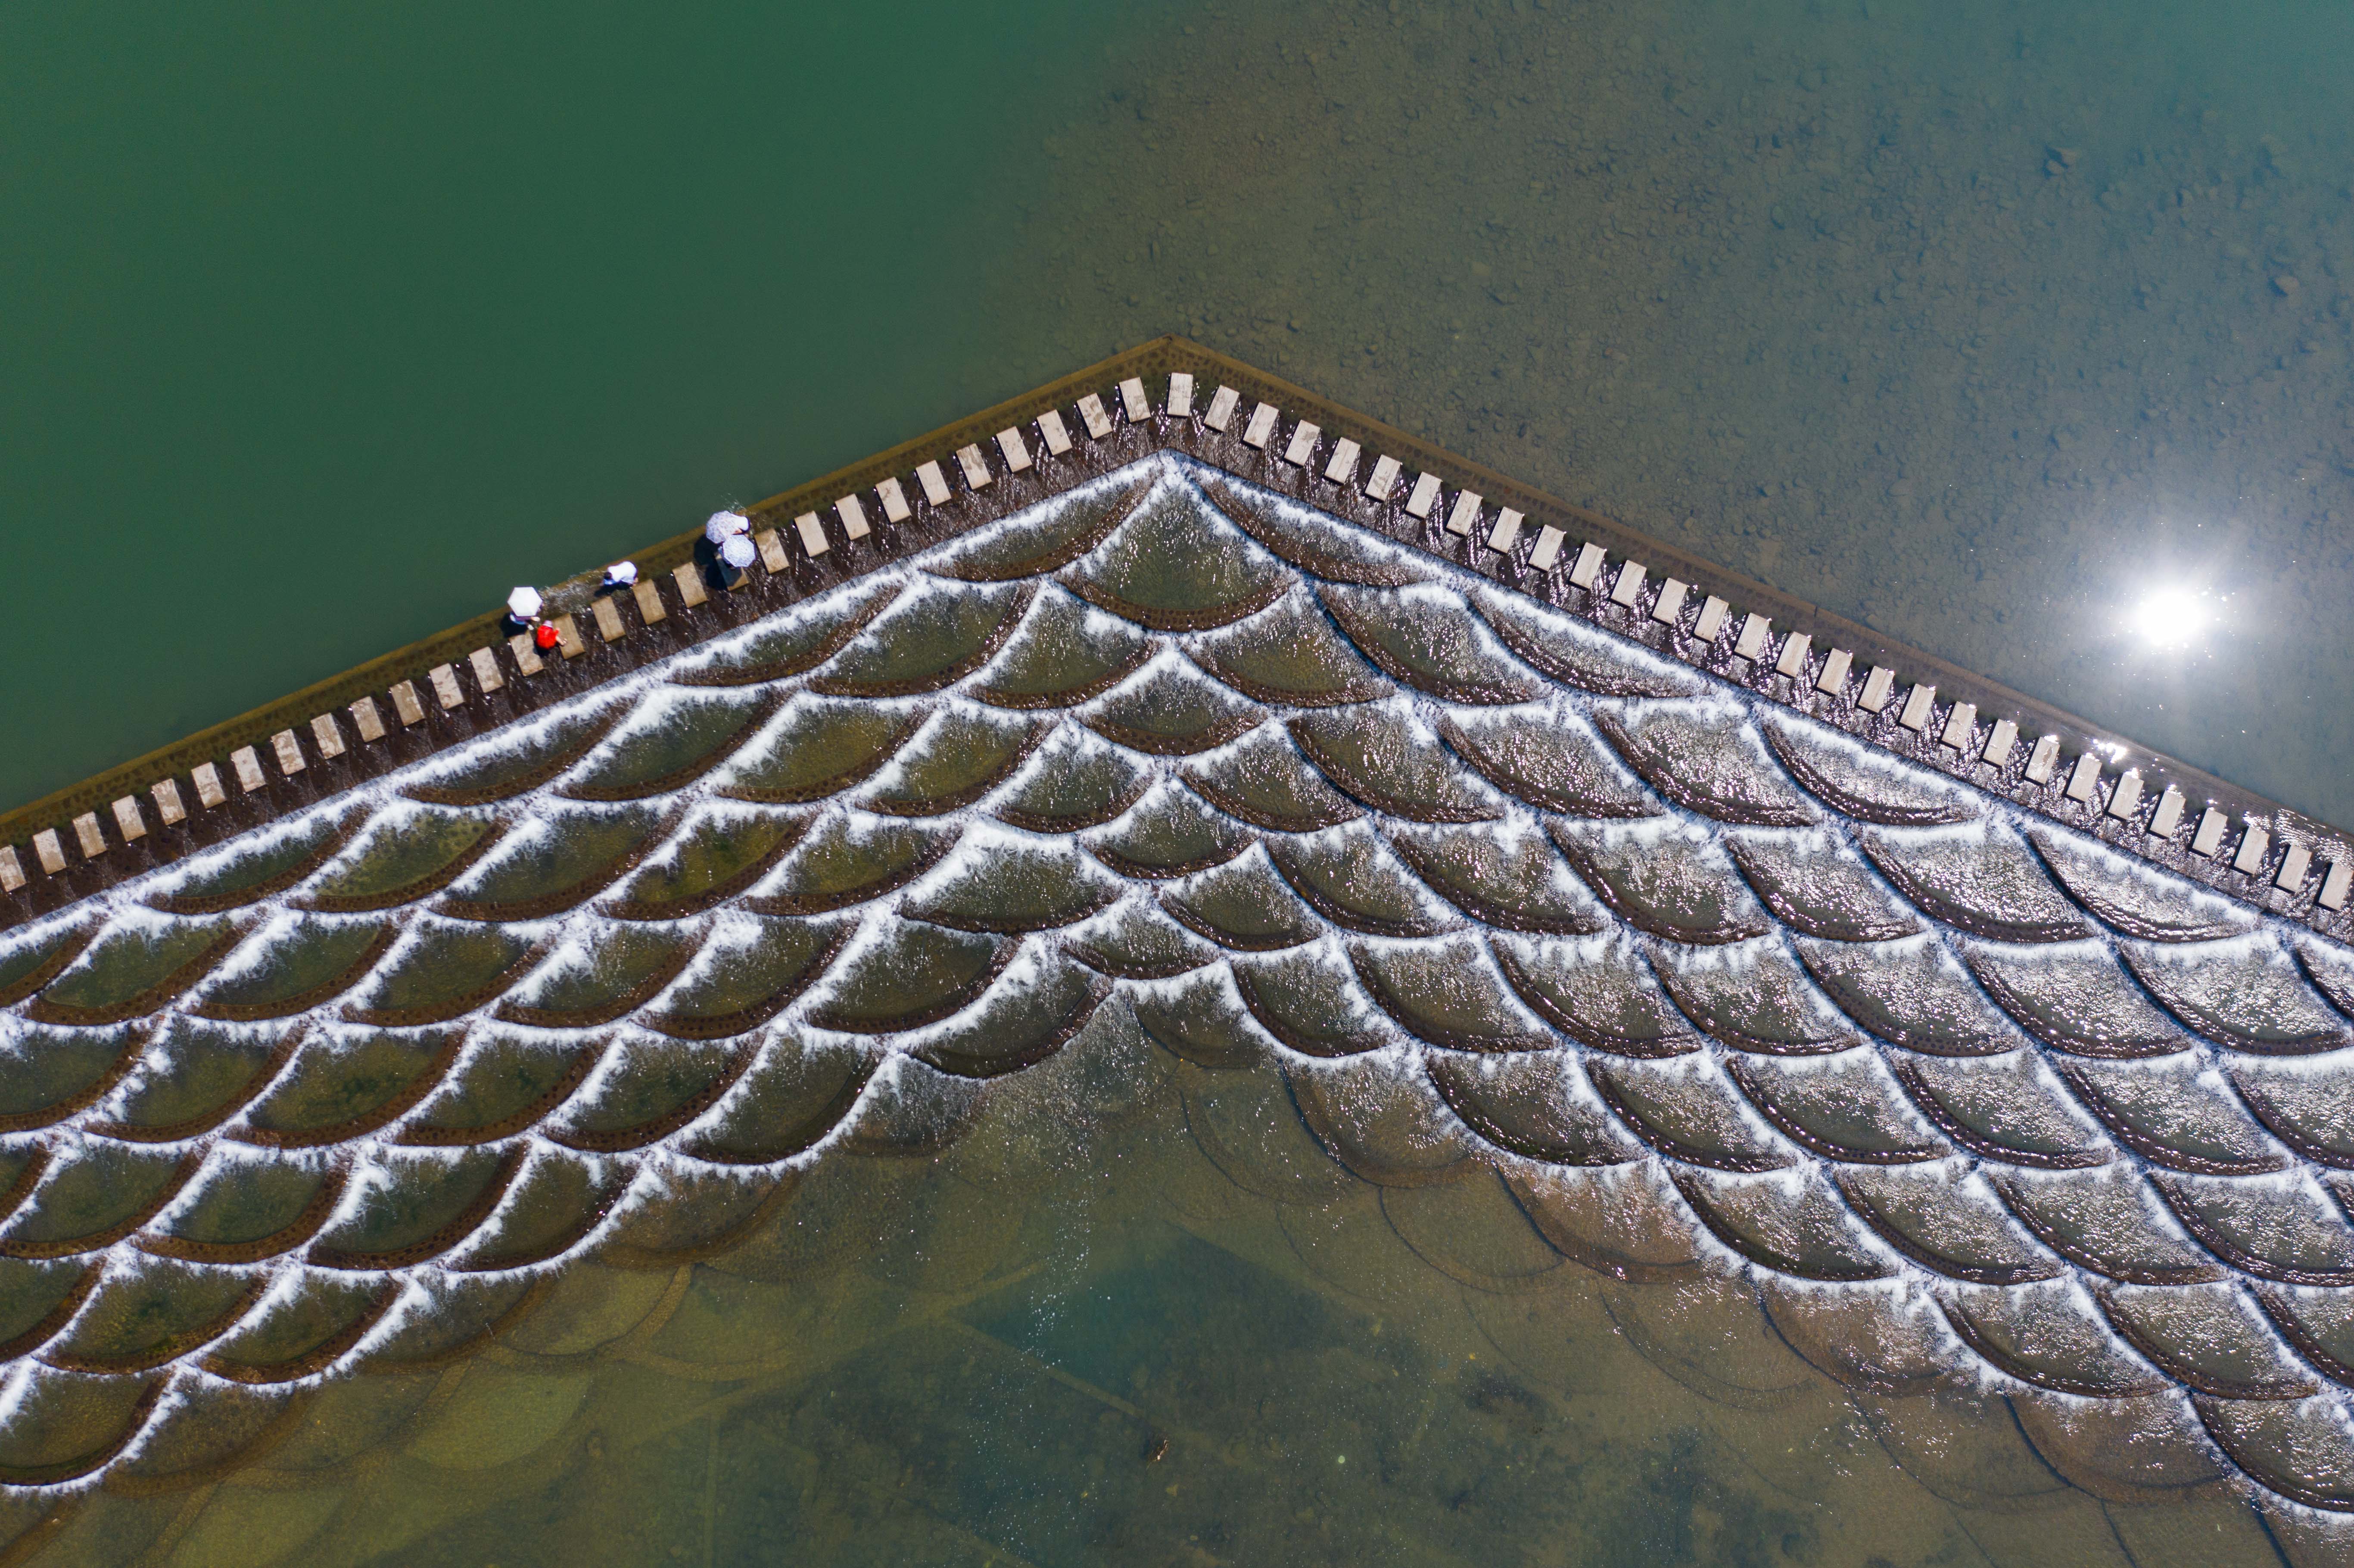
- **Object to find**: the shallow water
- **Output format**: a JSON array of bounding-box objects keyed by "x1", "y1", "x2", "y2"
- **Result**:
[{"x1": 22, "y1": 1046, "x2": 2289, "y2": 1567}]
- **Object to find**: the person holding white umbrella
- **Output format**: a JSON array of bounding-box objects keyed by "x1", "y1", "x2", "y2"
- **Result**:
[
  {"x1": 504, "y1": 585, "x2": 543, "y2": 631},
  {"x1": 705, "y1": 510, "x2": 750, "y2": 545},
  {"x1": 718, "y1": 531, "x2": 756, "y2": 581}
]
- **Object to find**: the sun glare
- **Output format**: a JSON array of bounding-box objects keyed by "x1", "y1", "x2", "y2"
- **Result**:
[{"x1": 2126, "y1": 584, "x2": 2216, "y2": 650}]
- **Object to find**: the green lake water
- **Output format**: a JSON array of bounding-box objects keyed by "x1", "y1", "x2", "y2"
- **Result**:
[{"x1": 6, "y1": 3, "x2": 2354, "y2": 1564}]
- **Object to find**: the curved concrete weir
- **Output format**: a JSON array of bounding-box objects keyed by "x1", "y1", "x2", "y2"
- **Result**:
[{"x1": 0, "y1": 345, "x2": 2351, "y2": 1555}]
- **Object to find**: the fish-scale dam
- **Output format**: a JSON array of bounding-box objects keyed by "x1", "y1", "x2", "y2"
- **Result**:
[{"x1": 0, "y1": 343, "x2": 2351, "y2": 1564}]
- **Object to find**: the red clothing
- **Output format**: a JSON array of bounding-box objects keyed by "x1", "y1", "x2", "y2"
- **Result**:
[{"x1": 534, "y1": 622, "x2": 560, "y2": 650}]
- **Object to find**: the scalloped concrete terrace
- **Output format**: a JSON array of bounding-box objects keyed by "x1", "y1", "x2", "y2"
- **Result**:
[{"x1": 5, "y1": 390, "x2": 2354, "y2": 1521}]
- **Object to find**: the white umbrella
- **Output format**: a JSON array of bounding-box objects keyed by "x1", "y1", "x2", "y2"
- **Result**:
[
  {"x1": 719, "y1": 533, "x2": 756, "y2": 570},
  {"x1": 704, "y1": 510, "x2": 750, "y2": 544},
  {"x1": 506, "y1": 586, "x2": 543, "y2": 620}
]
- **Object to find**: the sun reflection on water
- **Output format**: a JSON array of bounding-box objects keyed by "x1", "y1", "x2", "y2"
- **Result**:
[{"x1": 2125, "y1": 581, "x2": 2223, "y2": 651}]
